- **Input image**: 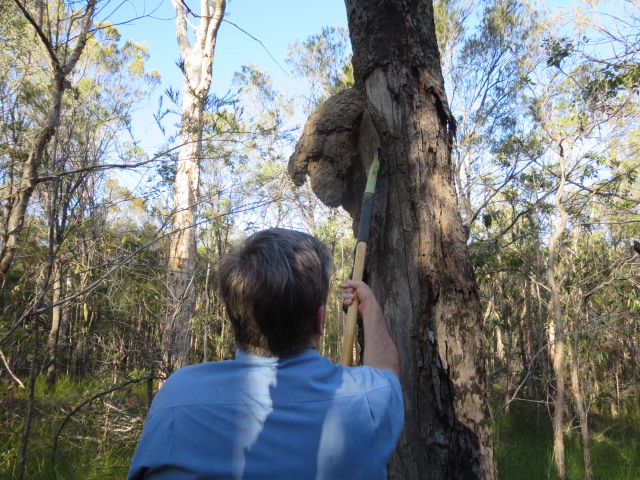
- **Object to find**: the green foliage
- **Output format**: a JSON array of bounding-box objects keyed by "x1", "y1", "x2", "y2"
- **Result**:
[
  {"x1": 585, "y1": 63, "x2": 640, "y2": 100},
  {"x1": 494, "y1": 402, "x2": 640, "y2": 479},
  {"x1": 286, "y1": 26, "x2": 353, "y2": 111},
  {"x1": 233, "y1": 62, "x2": 294, "y2": 143},
  {"x1": 434, "y1": 0, "x2": 465, "y2": 56},
  {"x1": 493, "y1": 403, "x2": 553, "y2": 479},
  {"x1": 0, "y1": 374, "x2": 149, "y2": 479},
  {"x1": 471, "y1": 238, "x2": 502, "y2": 270},
  {"x1": 544, "y1": 36, "x2": 574, "y2": 69}
]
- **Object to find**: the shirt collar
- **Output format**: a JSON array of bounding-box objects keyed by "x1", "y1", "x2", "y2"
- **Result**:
[{"x1": 234, "y1": 348, "x2": 320, "y2": 366}]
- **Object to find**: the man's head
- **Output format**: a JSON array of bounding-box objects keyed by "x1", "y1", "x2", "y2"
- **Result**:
[{"x1": 218, "y1": 228, "x2": 333, "y2": 357}]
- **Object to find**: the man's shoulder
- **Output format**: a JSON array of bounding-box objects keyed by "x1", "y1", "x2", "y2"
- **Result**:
[
  {"x1": 149, "y1": 360, "x2": 238, "y2": 411},
  {"x1": 316, "y1": 363, "x2": 402, "y2": 408},
  {"x1": 341, "y1": 364, "x2": 400, "y2": 389},
  {"x1": 174, "y1": 358, "x2": 234, "y2": 374},
  {"x1": 281, "y1": 351, "x2": 401, "y2": 398},
  {"x1": 345, "y1": 366, "x2": 404, "y2": 437},
  {"x1": 163, "y1": 358, "x2": 236, "y2": 384}
]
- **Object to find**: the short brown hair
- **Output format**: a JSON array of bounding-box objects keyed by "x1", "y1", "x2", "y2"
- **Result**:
[{"x1": 218, "y1": 228, "x2": 332, "y2": 357}]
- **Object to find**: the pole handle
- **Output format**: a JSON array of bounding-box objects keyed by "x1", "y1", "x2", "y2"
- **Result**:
[{"x1": 340, "y1": 241, "x2": 367, "y2": 366}]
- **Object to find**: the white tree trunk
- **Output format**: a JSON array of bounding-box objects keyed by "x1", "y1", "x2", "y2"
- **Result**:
[
  {"x1": 163, "y1": 0, "x2": 225, "y2": 375},
  {"x1": 46, "y1": 262, "x2": 64, "y2": 389}
]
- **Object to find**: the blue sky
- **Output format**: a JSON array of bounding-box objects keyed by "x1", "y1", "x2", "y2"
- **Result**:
[
  {"x1": 109, "y1": 1, "x2": 349, "y2": 147},
  {"x1": 106, "y1": 0, "x2": 594, "y2": 149}
]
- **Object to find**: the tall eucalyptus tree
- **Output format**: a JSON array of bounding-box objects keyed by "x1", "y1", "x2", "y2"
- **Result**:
[{"x1": 163, "y1": 0, "x2": 225, "y2": 375}]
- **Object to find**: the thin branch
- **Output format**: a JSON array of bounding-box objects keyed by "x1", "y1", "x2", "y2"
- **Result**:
[
  {"x1": 0, "y1": 349, "x2": 25, "y2": 388},
  {"x1": 50, "y1": 376, "x2": 153, "y2": 473},
  {"x1": 223, "y1": 19, "x2": 289, "y2": 76},
  {"x1": 11, "y1": 0, "x2": 60, "y2": 70}
]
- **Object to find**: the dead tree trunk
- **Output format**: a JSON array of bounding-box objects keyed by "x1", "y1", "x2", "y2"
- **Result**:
[{"x1": 289, "y1": 0, "x2": 496, "y2": 478}]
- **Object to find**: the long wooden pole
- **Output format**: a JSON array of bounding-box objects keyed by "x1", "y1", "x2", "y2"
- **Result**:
[
  {"x1": 340, "y1": 242, "x2": 368, "y2": 365},
  {"x1": 340, "y1": 114, "x2": 380, "y2": 365}
]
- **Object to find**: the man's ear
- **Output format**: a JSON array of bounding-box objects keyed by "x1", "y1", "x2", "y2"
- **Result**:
[{"x1": 314, "y1": 305, "x2": 326, "y2": 336}]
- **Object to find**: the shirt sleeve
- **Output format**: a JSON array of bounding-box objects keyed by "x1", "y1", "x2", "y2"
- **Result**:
[{"x1": 364, "y1": 368, "x2": 405, "y2": 474}]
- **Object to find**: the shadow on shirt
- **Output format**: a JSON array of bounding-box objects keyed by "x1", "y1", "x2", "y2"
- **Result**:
[
  {"x1": 127, "y1": 349, "x2": 400, "y2": 479},
  {"x1": 236, "y1": 351, "x2": 385, "y2": 480}
]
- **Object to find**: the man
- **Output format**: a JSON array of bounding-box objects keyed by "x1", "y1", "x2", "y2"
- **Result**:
[{"x1": 128, "y1": 228, "x2": 403, "y2": 479}]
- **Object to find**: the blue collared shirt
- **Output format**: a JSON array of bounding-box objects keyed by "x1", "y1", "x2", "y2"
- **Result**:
[{"x1": 128, "y1": 349, "x2": 404, "y2": 479}]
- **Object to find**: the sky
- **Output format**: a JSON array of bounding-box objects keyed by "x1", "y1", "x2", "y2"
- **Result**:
[
  {"x1": 107, "y1": 0, "x2": 349, "y2": 148},
  {"x1": 105, "y1": 0, "x2": 587, "y2": 150},
  {"x1": 100, "y1": 0, "x2": 618, "y2": 162}
]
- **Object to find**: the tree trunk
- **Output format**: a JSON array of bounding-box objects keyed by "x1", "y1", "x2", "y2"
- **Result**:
[
  {"x1": 0, "y1": 71, "x2": 64, "y2": 282},
  {"x1": 572, "y1": 290, "x2": 600, "y2": 479},
  {"x1": 46, "y1": 262, "x2": 64, "y2": 390},
  {"x1": 345, "y1": 1, "x2": 496, "y2": 478},
  {"x1": 164, "y1": 94, "x2": 202, "y2": 372},
  {"x1": 523, "y1": 278, "x2": 538, "y2": 400},
  {"x1": 290, "y1": 1, "x2": 497, "y2": 476},
  {"x1": 570, "y1": 318, "x2": 593, "y2": 480},
  {"x1": 163, "y1": 0, "x2": 225, "y2": 375},
  {"x1": 17, "y1": 315, "x2": 39, "y2": 480},
  {"x1": 547, "y1": 147, "x2": 568, "y2": 480}
]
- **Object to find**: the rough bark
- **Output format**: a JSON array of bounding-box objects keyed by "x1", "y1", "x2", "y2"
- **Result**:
[
  {"x1": 289, "y1": 1, "x2": 497, "y2": 478},
  {"x1": 163, "y1": 0, "x2": 225, "y2": 375}
]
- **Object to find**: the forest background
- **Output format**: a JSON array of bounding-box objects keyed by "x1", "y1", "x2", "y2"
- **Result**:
[{"x1": 0, "y1": 0, "x2": 639, "y2": 479}]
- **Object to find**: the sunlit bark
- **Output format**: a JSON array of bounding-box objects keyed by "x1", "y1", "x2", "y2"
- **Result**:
[{"x1": 163, "y1": 0, "x2": 226, "y2": 375}]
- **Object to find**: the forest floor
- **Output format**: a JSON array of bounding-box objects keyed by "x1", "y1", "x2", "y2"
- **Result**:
[
  {"x1": 0, "y1": 374, "x2": 147, "y2": 479},
  {"x1": 1, "y1": 374, "x2": 639, "y2": 479}
]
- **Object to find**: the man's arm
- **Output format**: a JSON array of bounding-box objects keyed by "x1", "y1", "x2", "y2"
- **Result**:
[{"x1": 341, "y1": 280, "x2": 400, "y2": 378}]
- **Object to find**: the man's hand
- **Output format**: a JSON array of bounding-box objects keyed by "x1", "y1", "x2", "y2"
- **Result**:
[
  {"x1": 341, "y1": 280, "x2": 400, "y2": 378},
  {"x1": 341, "y1": 279, "x2": 380, "y2": 314}
]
